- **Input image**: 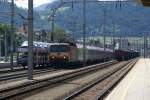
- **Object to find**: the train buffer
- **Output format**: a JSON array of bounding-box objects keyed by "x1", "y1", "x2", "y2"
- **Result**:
[{"x1": 105, "y1": 58, "x2": 150, "y2": 100}]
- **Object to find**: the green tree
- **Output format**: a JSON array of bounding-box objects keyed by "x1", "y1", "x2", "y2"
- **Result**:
[
  {"x1": 53, "y1": 26, "x2": 68, "y2": 42},
  {"x1": 0, "y1": 24, "x2": 11, "y2": 56},
  {"x1": 0, "y1": 23, "x2": 23, "y2": 57}
]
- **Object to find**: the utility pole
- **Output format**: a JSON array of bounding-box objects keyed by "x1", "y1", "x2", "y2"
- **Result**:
[
  {"x1": 144, "y1": 34, "x2": 145, "y2": 58},
  {"x1": 103, "y1": 8, "x2": 106, "y2": 61},
  {"x1": 0, "y1": 37, "x2": 1, "y2": 60},
  {"x1": 136, "y1": 40, "x2": 138, "y2": 51},
  {"x1": 83, "y1": 0, "x2": 86, "y2": 64},
  {"x1": 112, "y1": 22, "x2": 115, "y2": 53},
  {"x1": 71, "y1": 21, "x2": 75, "y2": 41},
  {"x1": 28, "y1": 0, "x2": 33, "y2": 80},
  {"x1": 5, "y1": 29, "x2": 7, "y2": 61},
  {"x1": 144, "y1": 33, "x2": 147, "y2": 58},
  {"x1": 71, "y1": 17, "x2": 76, "y2": 41},
  {"x1": 119, "y1": 35, "x2": 122, "y2": 49},
  {"x1": 10, "y1": 0, "x2": 14, "y2": 70},
  {"x1": 51, "y1": 9, "x2": 55, "y2": 42},
  {"x1": 133, "y1": 40, "x2": 136, "y2": 50},
  {"x1": 48, "y1": 9, "x2": 56, "y2": 42}
]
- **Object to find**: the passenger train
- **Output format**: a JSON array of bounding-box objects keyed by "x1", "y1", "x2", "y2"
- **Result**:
[
  {"x1": 17, "y1": 41, "x2": 114, "y2": 67},
  {"x1": 17, "y1": 41, "x2": 140, "y2": 68},
  {"x1": 114, "y1": 49, "x2": 140, "y2": 61},
  {"x1": 49, "y1": 42, "x2": 114, "y2": 66}
]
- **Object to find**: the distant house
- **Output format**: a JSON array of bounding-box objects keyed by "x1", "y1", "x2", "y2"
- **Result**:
[{"x1": 17, "y1": 23, "x2": 28, "y2": 37}]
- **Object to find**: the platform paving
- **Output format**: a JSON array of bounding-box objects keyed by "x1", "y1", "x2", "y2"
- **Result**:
[{"x1": 105, "y1": 58, "x2": 150, "y2": 100}]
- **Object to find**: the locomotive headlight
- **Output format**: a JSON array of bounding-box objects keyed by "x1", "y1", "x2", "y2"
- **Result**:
[
  {"x1": 51, "y1": 56, "x2": 55, "y2": 59},
  {"x1": 63, "y1": 56, "x2": 66, "y2": 59}
]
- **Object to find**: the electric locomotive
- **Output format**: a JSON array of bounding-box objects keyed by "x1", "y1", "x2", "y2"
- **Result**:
[
  {"x1": 48, "y1": 42, "x2": 114, "y2": 66},
  {"x1": 18, "y1": 41, "x2": 115, "y2": 68},
  {"x1": 48, "y1": 43, "x2": 72, "y2": 65}
]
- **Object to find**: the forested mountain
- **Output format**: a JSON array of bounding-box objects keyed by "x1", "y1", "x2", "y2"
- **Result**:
[
  {"x1": 0, "y1": 0, "x2": 150, "y2": 37},
  {"x1": 36, "y1": 0, "x2": 150, "y2": 37},
  {"x1": 0, "y1": 1, "x2": 45, "y2": 29}
]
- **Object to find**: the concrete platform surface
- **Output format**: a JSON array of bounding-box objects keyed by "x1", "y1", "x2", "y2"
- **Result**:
[{"x1": 105, "y1": 58, "x2": 150, "y2": 100}]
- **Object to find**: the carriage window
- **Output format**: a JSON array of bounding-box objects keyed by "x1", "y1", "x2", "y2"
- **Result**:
[
  {"x1": 51, "y1": 45, "x2": 69, "y2": 52},
  {"x1": 19, "y1": 52, "x2": 28, "y2": 58}
]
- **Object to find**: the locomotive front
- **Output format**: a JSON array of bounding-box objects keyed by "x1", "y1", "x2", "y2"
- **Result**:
[{"x1": 48, "y1": 43, "x2": 70, "y2": 64}]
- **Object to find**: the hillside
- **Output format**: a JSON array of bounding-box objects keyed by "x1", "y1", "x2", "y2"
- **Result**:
[
  {"x1": 0, "y1": 1, "x2": 45, "y2": 29},
  {"x1": 1, "y1": 0, "x2": 150, "y2": 37},
  {"x1": 36, "y1": 0, "x2": 150, "y2": 37}
]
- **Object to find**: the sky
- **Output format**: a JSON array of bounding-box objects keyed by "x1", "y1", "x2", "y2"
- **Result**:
[
  {"x1": 14, "y1": 0, "x2": 128, "y2": 8},
  {"x1": 14, "y1": 0, "x2": 55, "y2": 8}
]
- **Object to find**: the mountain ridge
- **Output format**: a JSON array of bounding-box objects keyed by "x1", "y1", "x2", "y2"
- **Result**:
[
  {"x1": 0, "y1": 0, "x2": 150, "y2": 37},
  {"x1": 35, "y1": 1, "x2": 150, "y2": 37}
]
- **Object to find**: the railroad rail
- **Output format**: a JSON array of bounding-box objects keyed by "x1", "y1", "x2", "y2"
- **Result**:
[
  {"x1": 0, "y1": 67, "x2": 25, "y2": 74},
  {"x1": 0, "y1": 60, "x2": 117, "y2": 99},
  {"x1": 0, "y1": 68, "x2": 61, "y2": 83},
  {"x1": 0, "y1": 62, "x2": 18, "y2": 68},
  {"x1": 63, "y1": 58, "x2": 138, "y2": 100}
]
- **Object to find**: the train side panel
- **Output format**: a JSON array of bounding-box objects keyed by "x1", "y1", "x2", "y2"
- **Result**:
[{"x1": 114, "y1": 50, "x2": 140, "y2": 61}]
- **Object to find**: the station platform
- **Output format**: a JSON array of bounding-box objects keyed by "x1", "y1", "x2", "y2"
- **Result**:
[{"x1": 105, "y1": 58, "x2": 150, "y2": 100}]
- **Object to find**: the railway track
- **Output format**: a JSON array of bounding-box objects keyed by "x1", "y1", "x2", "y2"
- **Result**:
[
  {"x1": 0, "y1": 60, "x2": 118, "y2": 99},
  {"x1": 63, "y1": 59, "x2": 138, "y2": 100},
  {"x1": 0, "y1": 66, "x2": 25, "y2": 74},
  {"x1": 0, "y1": 68, "x2": 63, "y2": 84}
]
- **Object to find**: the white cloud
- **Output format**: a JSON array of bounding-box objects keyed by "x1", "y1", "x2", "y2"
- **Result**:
[
  {"x1": 14, "y1": 0, "x2": 55, "y2": 8},
  {"x1": 14, "y1": 0, "x2": 128, "y2": 8}
]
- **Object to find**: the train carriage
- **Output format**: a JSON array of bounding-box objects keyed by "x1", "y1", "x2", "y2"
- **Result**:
[
  {"x1": 114, "y1": 49, "x2": 140, "y2": 61},
  {"x1": 17, "y1": 41, "x2": 52, "y2": 67}
]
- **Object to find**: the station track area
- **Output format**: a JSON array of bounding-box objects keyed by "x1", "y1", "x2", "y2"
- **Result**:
[
  {"x1": 0, "y1": 59, "x2": 139, "y2": 100},
  {"x1": 0, "y1": 60, "x2": 117, "y2": 99},
  {"x1": 63, "y1": 59, "x2": 138, "y2": 100},
  {"x1": 0, "y1": 65, "x2": 23, "y2": 74},
  {"x1": 0, "y1": 68, "x2": 65, "y2": 84}
]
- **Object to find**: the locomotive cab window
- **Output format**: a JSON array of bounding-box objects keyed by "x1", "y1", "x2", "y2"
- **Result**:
[{"x1": 50, "y1": 45, "x2": 70, "y2": 52}]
